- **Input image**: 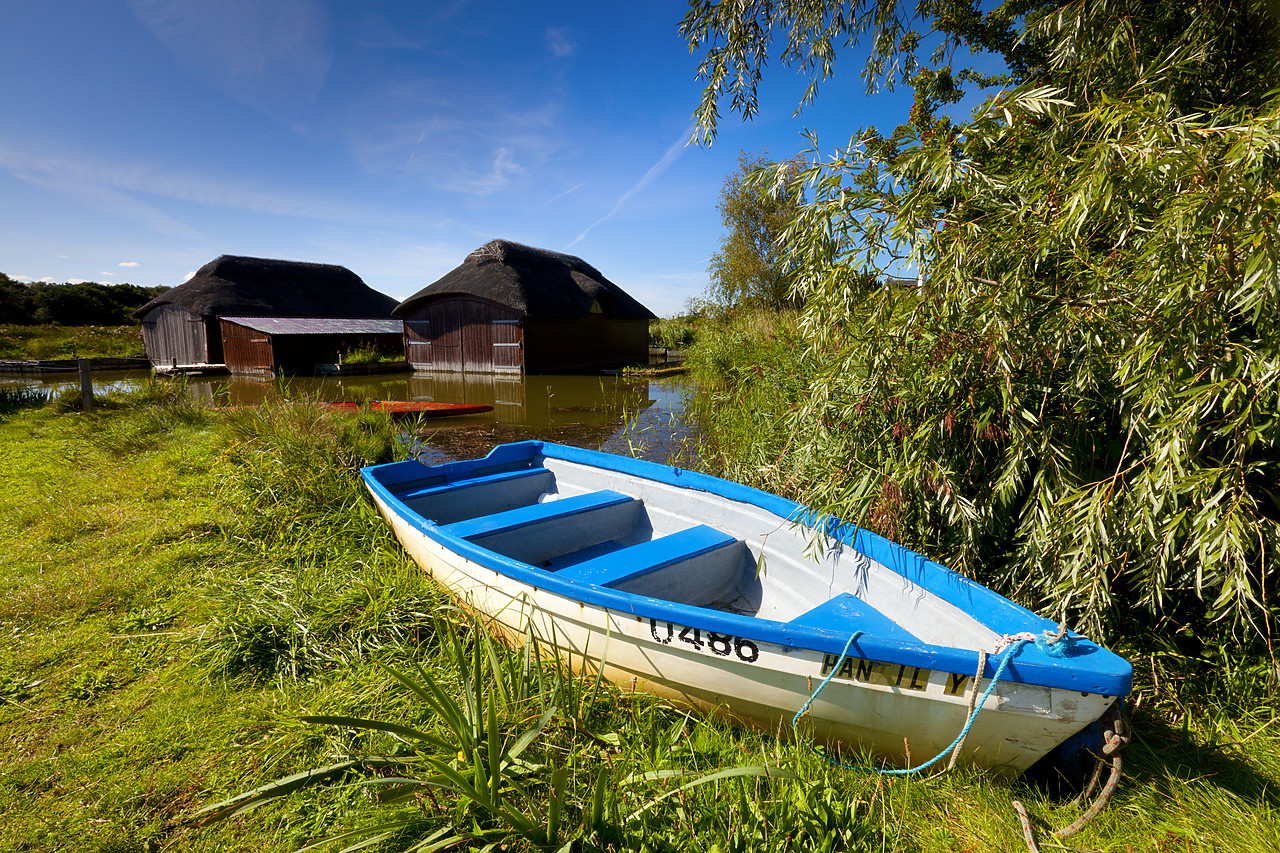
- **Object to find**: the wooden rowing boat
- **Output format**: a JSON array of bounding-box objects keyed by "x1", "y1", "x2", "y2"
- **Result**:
[
  {"x1": 361, "y1": 441, "x2": 1132, "y2": 775},
  {"x1": 323, "y1": 400, "x2": 493, "y2": 417}
]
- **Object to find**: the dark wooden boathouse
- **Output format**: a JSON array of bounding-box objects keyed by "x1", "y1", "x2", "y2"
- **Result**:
[
  {"x1": 133, "y1": 255, "x2": 399, "y2": 374},
  {"x1": 394, "y1": 240, "x2": 657, "y2": 374}
]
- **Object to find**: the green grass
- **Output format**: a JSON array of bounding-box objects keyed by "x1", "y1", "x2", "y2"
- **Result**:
[
  {"x1": 0, "y1": 324, "x2": 145, "y2": 360},
  {"x1": 1, "y1": 390, "x2": 1278, "y2": 852},
  {"x1": 340, "y1": 345, "x2": 406, "y2": 366}
]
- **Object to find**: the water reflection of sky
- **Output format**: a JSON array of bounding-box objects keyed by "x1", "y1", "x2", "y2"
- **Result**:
[{"x1": 6, "y1": 368, "x2": 697, "y2": 465}]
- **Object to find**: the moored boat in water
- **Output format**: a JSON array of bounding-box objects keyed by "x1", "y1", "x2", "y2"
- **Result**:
[
  {"x1": 323, "y1": 400, "x2": 493, "y2": 417},
  {"x1": 361, "y1": 441, "x2": 1132, "y2": 774}
]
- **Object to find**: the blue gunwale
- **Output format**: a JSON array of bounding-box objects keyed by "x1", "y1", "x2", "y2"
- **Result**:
[{"x1": 361, "y1": 441, "x2": 1133, "y2": 697}]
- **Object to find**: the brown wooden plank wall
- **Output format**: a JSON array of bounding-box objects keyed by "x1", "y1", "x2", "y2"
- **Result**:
[
  {"x1": 403, "y1": 298, "x2": 523, "y2": 373},
  {"x1": 219, "y1": 319, "x2": 275, "y2": 374}
]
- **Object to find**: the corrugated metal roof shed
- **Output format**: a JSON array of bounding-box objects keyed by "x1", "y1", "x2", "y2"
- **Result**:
[{"x1": 220, "y1": 317, "x2": 404, "y2": 335}]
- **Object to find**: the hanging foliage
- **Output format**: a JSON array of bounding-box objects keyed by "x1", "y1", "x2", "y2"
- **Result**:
[{"x1": 683, "y1": 0, "x2": 1280, "y2": 641}]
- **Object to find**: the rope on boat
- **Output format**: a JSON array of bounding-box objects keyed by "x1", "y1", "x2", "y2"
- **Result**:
[
  {"x1": 792, "y1": 629, "x2": 1058, "y2": 775},
  {"x1": 944, "y1": 649, "x2": 988, "y2": 773}
]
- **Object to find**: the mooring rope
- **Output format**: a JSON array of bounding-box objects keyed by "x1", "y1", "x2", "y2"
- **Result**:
[
  {"x1": 791, "y1": 626, "x2": 1071, "y2": 774},
  {"x1": 944, "y1": 649, "x2": 988, "y2": 773},
  {"x1": 1012, "y1": 703, "x2": 1130, "y2": 852},
  {"x1": 791, "y1": 621, "x2": 1127, "y2": 850}
]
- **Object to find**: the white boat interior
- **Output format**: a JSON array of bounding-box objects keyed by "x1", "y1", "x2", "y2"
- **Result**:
[{"x1": 391, "y1": 451, "x2": 1000, "y2": 653}]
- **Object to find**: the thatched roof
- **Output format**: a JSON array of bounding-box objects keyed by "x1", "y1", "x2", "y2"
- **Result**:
[
  {"x1": 394, "y1": 240, "x2": 656, "y2": 320},
  {"x1": 133, "y1": 255, "x2": 398, "y2": 320}
]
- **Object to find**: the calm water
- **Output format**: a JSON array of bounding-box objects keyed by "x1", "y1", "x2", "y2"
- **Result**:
[{"x1": 4, "y1": 368, "x2": 698, "y2": 465}]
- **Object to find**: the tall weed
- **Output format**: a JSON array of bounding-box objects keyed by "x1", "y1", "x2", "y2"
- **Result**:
[
  {"x1": 0, "y1": 385, "x2": 45, "y2": 416},
  {"x1": 683, "y1": 309, "x2": 810, "y2": 499},
  {"x1": 200, "y1": 610, "x2": 798, "y2": 851},
  {"x1": 197, "y1": 399, "x2": 435, "y2": 681},
  {"x1": 649, "y1": 315, "x2": 698, "y2": 350},
  {"x1": 216, "y1": 399, "x2": 403, "y2": 543}
]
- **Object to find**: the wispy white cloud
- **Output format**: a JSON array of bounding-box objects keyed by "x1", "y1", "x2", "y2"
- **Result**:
[
  {"x1": 0, "y1": 144, "x2": 419, "y2": 233},
  {"x1": 568, "y1": 124, "x2": 696, "y2": 250},
  {"x1": 339, "y1": 49, "x2": 566, "y2": 198},
  {"x1": 118, "y1": 261, "x2": 139, "y2": 267},
  {"x1": 546, "y1": 28, "x2": 575, "y2": 59},
  {"x1": 0, "y1": 147, "x2": 201, "y2": 240},
  {"x1": 127, "y1": 0, "x2": 332, "y2": 122}
]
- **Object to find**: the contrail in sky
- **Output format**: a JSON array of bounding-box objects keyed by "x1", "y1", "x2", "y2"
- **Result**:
[
  {"x1": 567, "y1": 124, "x2": 696, "y2": 250},
  {"x1": 510, "y1": 182, "x2": 585, "y2": 226}
]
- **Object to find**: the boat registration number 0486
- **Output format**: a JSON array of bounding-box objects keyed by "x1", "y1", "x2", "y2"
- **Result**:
[{"x1": 649, "y1": 619, "x2": 758, "y2": 662}]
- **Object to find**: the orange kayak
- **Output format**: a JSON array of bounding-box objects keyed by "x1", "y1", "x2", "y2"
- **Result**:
[{"x1": 322, "y1": 400, "x2": 493, "y2": 417}]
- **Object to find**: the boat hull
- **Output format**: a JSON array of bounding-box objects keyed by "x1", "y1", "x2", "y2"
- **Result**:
[{"x1": 369, "y1": 485, "x2": 1118, "y2": 774}]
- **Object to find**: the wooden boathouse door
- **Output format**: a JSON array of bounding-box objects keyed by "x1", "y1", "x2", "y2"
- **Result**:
[{"x1": 491, "y1": 318, "x2": 522, "y2": 373}]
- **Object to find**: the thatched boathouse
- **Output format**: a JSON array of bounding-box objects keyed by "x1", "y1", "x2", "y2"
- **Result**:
[
  {"x1": 394, "y1": 240, "x2": 656, "y2": 374},
  {"x1": 133, "y1": 255, "x2": 399, "y2": 374}
]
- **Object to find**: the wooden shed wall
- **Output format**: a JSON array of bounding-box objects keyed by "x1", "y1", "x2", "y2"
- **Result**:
[
  {"x1": 403, "y1": 297, "x2": 648, "y2": 374},
  {"x1": 523, "y1": 316, "x2": 649, "y2": 373},
  {"x1": 219, "y1": 320, "x2": 276, "y2": 374},
  {"x1": 403, "y1": 298, "x2": 524, "y2": 373},
  {"x1": 141, "y1": 305, "x2": 215, "y2": 368}
]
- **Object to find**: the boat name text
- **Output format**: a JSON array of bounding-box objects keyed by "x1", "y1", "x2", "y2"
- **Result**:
[{"x1": 820, "y1": 654, "x2": 971, "y2": 695}]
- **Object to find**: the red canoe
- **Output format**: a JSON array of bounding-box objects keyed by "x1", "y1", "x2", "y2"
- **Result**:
[{"x1": 322, "y1": 400, "x2": 493, "y2": 417}]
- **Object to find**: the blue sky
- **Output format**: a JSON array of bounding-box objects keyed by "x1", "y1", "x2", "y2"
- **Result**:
[{"x1": 1, "y1": 0, "x2": 933, "y2": 316}]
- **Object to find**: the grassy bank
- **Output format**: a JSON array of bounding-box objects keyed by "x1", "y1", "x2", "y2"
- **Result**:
[
  {"x1": 1, "y1": 388, "x2": 1278, "y2": 851},
  {"x1": 0, "y1": 324, "x2": 145, "y2": 360}
]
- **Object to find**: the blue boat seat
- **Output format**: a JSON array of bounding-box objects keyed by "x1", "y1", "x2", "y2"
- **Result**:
[
  {"x1": 788, "y1": 593, "x2": 922, "y2": 644},
  {"x1": 558, "y1": 524, "x2": 738, "y2": 587},
  {"x1": 399, "y1": 467, "x2": 554, "y2": 525},
  {"x1": 442, "y1": 490, "x2": 643, "y2": 567},
  {"x1": 558, "y1": 525, "x2": 751, "y2": 607}
]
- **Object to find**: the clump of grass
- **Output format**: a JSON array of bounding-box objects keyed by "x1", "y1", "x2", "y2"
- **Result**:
[
  {"x1": 194, "y1": 397, "x2": 436, "y2": 681},
  {"x1": 215, "y1": 399, "x2": 403, "y2": 542},
  {"x1": 649, "y1": 315, "x2": 698, "y2": 350},
  {"x1": 341, "y1": 345, "x2": 405, "y2": 366},
  {"x1": 46, "y1": 378, "x2": 215, "y2": 454},
  {"x1": 195, "y1": 554, "x2": 446, "y2": 684},
  {"x1": 681, "y1": 309, "x2": 810, "y2": 499},
  {"x1": 0, "y1": 384, "x2": 46, "y2": 415},
  {"x1": 200, "y1": 610, "x2": 798, "y2": 851}
]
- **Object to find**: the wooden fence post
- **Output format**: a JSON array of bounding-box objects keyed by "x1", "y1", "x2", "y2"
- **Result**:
[{"x1": 78, "y1": 358, "x2": 94, "y2": 410}]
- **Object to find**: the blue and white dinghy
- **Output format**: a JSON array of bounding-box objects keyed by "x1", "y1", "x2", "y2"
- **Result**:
[{"x1": 362, "y1": 441, "x2": 1132, "y2": 774}]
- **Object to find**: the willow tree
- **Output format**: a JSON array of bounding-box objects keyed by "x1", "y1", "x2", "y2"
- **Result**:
[
  {"x1": 707, "y1": 150, "x2": 804, "y2": 310},
  {"x1": 682, "y1": 0, "x2": 1280, "y2": 642}
]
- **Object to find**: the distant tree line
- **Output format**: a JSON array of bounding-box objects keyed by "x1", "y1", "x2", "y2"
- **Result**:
[{"x1": 0, "y1": 273, "x2": 168, "y2": 325}]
